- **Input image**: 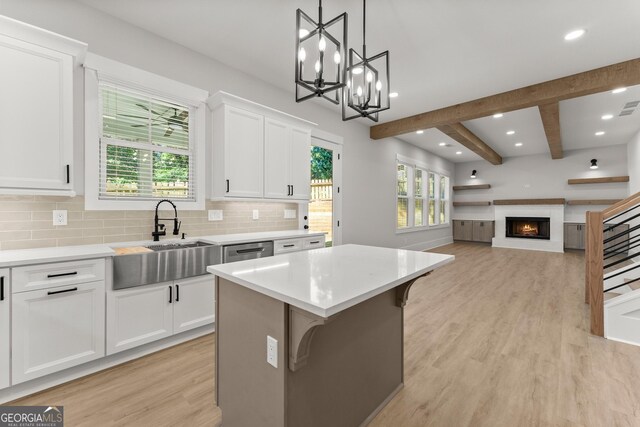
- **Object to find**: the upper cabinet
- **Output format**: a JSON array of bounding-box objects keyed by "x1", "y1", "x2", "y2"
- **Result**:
[
  {"x1": 0, "y1": 16, "x2": 86, "y2": 195},
  {"x1": 209, "y1": 92, "x2": 313, "y2": 201}
]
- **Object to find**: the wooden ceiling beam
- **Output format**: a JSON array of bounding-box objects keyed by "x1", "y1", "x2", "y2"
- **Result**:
[
  {"x1": 437, "y1": 123, "x2": 502, "y2": 165},
  {"x1": 370, "y1": 57, "x2": 640, "y2": 140},
  {"x1": 538, "y1": 102, "x2": 563, "y2": 159}
]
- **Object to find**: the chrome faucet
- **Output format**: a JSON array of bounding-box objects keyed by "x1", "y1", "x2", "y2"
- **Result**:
[{"x1": 152, "y1": 199, "x2": 181, "y2": 242}]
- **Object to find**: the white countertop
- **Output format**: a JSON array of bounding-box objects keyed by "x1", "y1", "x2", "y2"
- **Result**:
[
  {"x1": 207, "y1": 244, "x2": 454, "y2": 318},
  {"x1": 0, "y1": 245, "x2": 116, "y2": 268},
  {"x1": 0, "y1": 230, "x2": 326, "y2": 267}
]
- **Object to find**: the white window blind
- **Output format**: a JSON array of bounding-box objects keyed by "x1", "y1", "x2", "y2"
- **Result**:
[{"x1": 98, "y1": 83, "x2": 196, "y2": 201}]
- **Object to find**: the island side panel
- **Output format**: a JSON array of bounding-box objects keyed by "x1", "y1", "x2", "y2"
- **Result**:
[
  {"x1": 217, "y1": 277, "x2": 287, "y2": 426},
  {"x1": 286, "y1": 288, "x2": 403, "y2": 427}
]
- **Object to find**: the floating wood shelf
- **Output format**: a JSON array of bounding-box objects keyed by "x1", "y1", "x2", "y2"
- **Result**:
[
  {"x1": 567, "y1": 176, "x2": 629, "y2": 185},
  {"x1": 493, "y1": 198, "x2": 566, "y2": 205},
  {"x1": 566, "y1": 199, "x2": 622, "y2": 206},
  {"x1": 452, "y1": 184, "x2": 491, "y2": 191},
  {"x1": 453, "y1": 201, "x2": 492, "y2": 207}
]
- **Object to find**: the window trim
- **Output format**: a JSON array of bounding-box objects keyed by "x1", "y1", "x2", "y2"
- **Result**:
[
  {"x1": 396, "y1": 154, "x2": 451, "y2": 232},
  {"x1": 84, "y1": 54, "x2": 208, "y2": 210}
]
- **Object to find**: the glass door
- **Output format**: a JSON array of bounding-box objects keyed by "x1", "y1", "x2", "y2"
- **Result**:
[{"x1": 305, "y1": 136, "x2": 342, "y2": 246}]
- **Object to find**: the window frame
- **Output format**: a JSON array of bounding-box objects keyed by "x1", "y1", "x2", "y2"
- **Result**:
[
  {"x1": 396, "y1": 154, "x2": 451, "y2": 233},
  {"x1": 84, "y1": 53, "x2": 208, "y2": 210}
]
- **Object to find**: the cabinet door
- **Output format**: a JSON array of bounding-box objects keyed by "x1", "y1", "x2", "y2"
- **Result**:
[
  {"x1": 0, "y1": 35, "x2": 73, "y2": 192},
  {"x1": 107, "y1": 283, "x2": 173, "y2": 355},
  {"x1": 473, "y1": 221, "x2": 494, "y2": 243},
  {"x1": 453, "y1": 220, "x2": 473, "y2": 241},
  {"x1": 564, "y1": 224, "x2": 583, "y2": 250},
  {"x1": 264, "y1": 119, "x2": 291, "y2": 199},
  {"x1": 173, "y1": 276, "x2": 215, "y2": 334},
  {"x1": 289, "y1": 126, "x2": 311, "y2": 200},
  {"x1": 224, "y1": 106, "x2": 264, "y2": 198},
  {"x1": 12, "y1": 281, "x2": 105, "y2": 384},
  {"x1": 0, "y1": 269, "x2": 9, "y2": 390}
]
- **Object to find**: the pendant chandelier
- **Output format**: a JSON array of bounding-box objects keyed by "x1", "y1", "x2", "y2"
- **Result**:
[
  {"x1": 295, "y1": 0, "x2": 348, "y2": 105},
  {"x1": 342, "y1": 0, "x2": 390, "y2": 122}
]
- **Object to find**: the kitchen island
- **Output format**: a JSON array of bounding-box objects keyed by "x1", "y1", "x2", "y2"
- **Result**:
[{"x1": 207, "y1": 244, "x2": 454, "y2": 427}]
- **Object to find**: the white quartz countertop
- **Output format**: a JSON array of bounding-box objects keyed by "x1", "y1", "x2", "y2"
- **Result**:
[
  {"x1": 207, "y1": 244, "x2": 454, "y2": 318},
  {"x1": 0, "y1": 230, "x2": 326, "y2": 267},
  {"x1": 0, "y1": 245, "x2": 116, "y2": 268}
]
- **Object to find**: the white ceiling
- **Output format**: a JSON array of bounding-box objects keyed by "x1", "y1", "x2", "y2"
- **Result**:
[{"x1": 76, "y1": 0, "x2": 640, "y2": 163}]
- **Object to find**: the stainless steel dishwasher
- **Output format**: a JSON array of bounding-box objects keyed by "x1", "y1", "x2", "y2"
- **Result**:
[{"x1": 223, "y1": 241, "x2": 274, "y2": 263}]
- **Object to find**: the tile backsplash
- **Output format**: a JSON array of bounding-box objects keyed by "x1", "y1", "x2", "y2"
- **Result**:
[{"x1": 0, "y1": 195, "x2": 299, "y2": 250}]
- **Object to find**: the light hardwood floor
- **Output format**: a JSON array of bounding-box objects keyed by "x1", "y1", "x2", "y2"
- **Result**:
[{"x1": 11, "y1": 243, "x2": 640, "y2": 426}]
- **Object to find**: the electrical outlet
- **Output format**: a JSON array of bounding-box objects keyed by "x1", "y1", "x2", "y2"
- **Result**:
[
  {"x1": 252, "y1": 210, "x2": 259, "y2": 220},
  {"x1": 284, "y1": 209, "x2": 296, "y2": 219},
  {"x1": 208, "y1": 210, "x2": 223, "y2": 221},
  {"x1": 52, "y1": 210, "x2": 67, "y2": 226},
  {"x1": 267, "y1": 336, "x2": 278, "y2": 368}
]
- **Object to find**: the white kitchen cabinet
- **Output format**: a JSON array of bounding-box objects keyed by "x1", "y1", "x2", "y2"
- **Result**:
[
  {"x1": 0, "y1": 17, "x2": 85, "y2": 195},
  {"x1": 0, "y1": 269, "x2": 9, "y2": 390},
  {"x1": 107, "y1": 277, "x2": 215, "y2": 354},
  {"x1": 12, "y1": 280, "x2": 105, "y2": 384},
  {"x1": 274, "y1": 235, "x2": 326, "y2": 254},
  {"x1": 173, "y1": 276, "x2": 216, "y2": 334},
  {"x1": 106, "y1": 282, "x2": 173, "y2": 355},
  {"x1": 212, "y1": 104, "x2": 264, "y2": 198},
  {"x1": 264, "y1": 119, "x2": 311, "y2": 200}
]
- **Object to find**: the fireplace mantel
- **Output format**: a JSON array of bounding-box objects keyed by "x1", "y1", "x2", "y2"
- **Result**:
[
  {"x1": 493, "y1": 198, "x2": 565, "y2": 205},
  {"x1": 492, "y1": 204, "x2": 565, "y2": 253}
]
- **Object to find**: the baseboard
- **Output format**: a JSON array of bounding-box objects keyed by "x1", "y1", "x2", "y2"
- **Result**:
[
  {"x1": 401, "y1": 236, "x2": 453, "y2": 251},
  {"x1": 359, "y1": 383, "x2": 403, "y2": 426},
  {"x1": 0, "y1": 324, "x2": 215, "y2": 404}
]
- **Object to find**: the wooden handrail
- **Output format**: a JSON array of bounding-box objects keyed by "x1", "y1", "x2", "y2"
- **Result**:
[
  {"x1": 586, "y1": 211, "x2": 604, "y2": 336},
  {"x1": 603, "y1": 191, "x2": 640, "y2": 220}
]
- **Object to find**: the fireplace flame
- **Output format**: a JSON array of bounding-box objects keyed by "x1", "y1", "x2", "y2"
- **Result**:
[{"x1": 520, "y1": 223, "x2": 538, "y2": 235}]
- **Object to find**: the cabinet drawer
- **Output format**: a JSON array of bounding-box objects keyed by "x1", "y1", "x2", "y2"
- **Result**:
[
  {"x1": 302, "y1": 236, "x2": 325, "y2": 250},
  {"x1": 274, "y1": 239, "x2": 302, "y2": 254},
  {"x1": 12, "y1": 258, "x2": 106, "y2": 293}
]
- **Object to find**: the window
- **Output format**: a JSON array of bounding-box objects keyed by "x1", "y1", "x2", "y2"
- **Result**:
[
  {"x1": 396, "y1": 155, "x2": 450, "y2": 230},
  {"x1": 84, "y1": 53, "x2": 208, "y2": 210}
]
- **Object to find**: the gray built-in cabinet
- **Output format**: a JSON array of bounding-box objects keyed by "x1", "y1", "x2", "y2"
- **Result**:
[
  {"x1": 453, "y1": 220, "x2": 494, "y2": 243},
  {"x1": 564, "y1": 222, "x2": 629, "y2": 252}
]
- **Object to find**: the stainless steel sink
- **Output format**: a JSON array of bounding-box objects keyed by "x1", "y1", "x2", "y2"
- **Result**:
[{"x1": 113, "y1": 241, "x2": 222, "y2": 290}]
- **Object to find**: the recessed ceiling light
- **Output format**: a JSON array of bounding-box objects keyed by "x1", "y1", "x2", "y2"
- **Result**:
[
  {"x1": 595, "y1": 131, "x2": 605, "y2": 136},
  {"x1": 506, "y1": 130, "x2": 515, "y2": 135},
  {"x1": 416, "y1": 130, "x2": 424, "y2": 134},
  {"x1": 455, "y1": 151, "x2": 462, "y2": 155},
  {"x1": 515, "y1": 142, "x2": 523, "y2": 147},
  {"x1": 601, "y1": 114, "x2": 614, "y2": 120},
  {"x1": 389, "y1": 92, "x2": 398, "y2": 98},
  {"x1": 438, "y1": 142, "x2": 446, "y2": 146},
  {"x1": 564, "y1": 29, "x2": 586, "y2": 41},
  {"x1": 493, "y1": 113, "x2": 504, "y2": 119},
  {"x1": 612, "y1": 87, "x2": 627, "y2": 94}
]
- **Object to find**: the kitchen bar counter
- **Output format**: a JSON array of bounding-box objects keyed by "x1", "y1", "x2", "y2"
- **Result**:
[{"x1": 207, "y1": 244, "x2": 454, "y2": 426}]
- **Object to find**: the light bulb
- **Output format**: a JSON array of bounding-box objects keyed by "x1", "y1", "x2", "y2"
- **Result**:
[
  {"x1": 298, "y1": 47, "x2": 306, "y2": 62},
  {"x1": 357, "y1": 86, "x2": 363, "y2": 96},
  {"x1": 318, "y1": 37, "x2": 326, "y2": 52},
  {"x1": 346, "y1": 80, "x2": 351, "y2": 88},
  {"x1": 376, "y1": 80, "x2": 382, "y2": 91},
  {"x1": 352, "y1": 66, "x2": 363, "y2": 75},
  {"x1": 366, "y1": 71, "x2": 373, "y2": 82},
  {"x1": 314, "y1": 60, "x2": 321, "y2": 73},
  {"x1": 299, "y1": 29, "x2": 310, "y2": 39},
  {"x1": 333, "y1": 51, "x2": 341, "y2": 64}
]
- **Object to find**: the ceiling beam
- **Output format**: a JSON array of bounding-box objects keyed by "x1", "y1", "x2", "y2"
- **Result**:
[
  {"x1": 370, "y1": 57, "x2": 640, "y2": 140},
  {"x1": 538, "y1": 102, "x2": 563, "y2": 159},
  {"x1": 437, "y1": 123, "x2": 502, "y2": 165}
]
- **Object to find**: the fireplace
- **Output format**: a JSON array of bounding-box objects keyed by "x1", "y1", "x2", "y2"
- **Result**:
[{"x1": 505, "y1": 217, "x2": 550, "y2": 240}]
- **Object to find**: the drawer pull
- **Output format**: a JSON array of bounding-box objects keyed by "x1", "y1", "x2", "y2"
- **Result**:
[
  {"x1": 47, "y1": 271, "x2": 78, "y2": 279},
  {"x1": 47, "y1": 287, "x2": 78, "y2": 296},
  {"x1": 236, "y1": 248, "x2": 264, "y2": 254},
  {"x1": 283, "y1": 244, "x2": 296, "y2": 248},
  {"x1": 0, "y1": 276, "x2": 4, "y2": 301},
  {"x1": 309, "y1": 241, "x2": 320, "y2": 244}
]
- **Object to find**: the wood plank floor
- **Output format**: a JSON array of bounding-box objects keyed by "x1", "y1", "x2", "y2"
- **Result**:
[{"x1": 11, "y1": 243, "x2": 640, "y2": 426}]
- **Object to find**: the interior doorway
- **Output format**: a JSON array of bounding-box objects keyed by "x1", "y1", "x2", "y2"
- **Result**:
[{"x1": 303, "y1": 135, "x2": 342, "y2": 246}]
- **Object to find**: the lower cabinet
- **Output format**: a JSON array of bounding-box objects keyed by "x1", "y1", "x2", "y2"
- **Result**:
[
  {"x1": 107, "y1": 275, "x2": 215, "y2": 355},
  {"x1": 564, "y1": 223, "x2": 585, "y2": 250},
  {"x1": 0, "y1": 269, "x2": 9, "y2": 390},
  {"x1": 454, "y1": 220, "x2": 494, "y2": 243},
  {"x1": 274, "y1": 235, "x2": 326, "y2": 255},
  {"x1": 11, "y1": 280, "x2": 105, "y2": 385}
]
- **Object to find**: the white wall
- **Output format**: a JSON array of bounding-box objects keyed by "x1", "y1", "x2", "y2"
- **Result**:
[
  {"x1": 453, "y1": 145, "x2": 629, "y2": 223},
  {"x1": 628, "y1": 130, "x2": 640, "y2": 196},
  {"x1": 0, "y1": 0, "x2": 454, "y2": 250}
]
